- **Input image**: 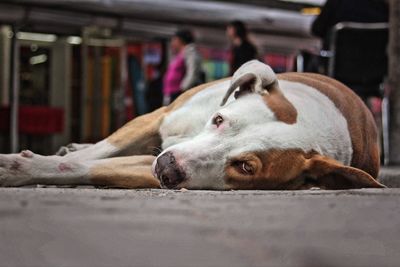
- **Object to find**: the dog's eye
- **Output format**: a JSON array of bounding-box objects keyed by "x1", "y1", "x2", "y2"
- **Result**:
[
  {"x1": 213, "y1": 115, "x2": 224, "y2": 127},
  {"x1": 241, "y1": 162, "x2": 254, "y2": 175},
  {"x1": 233, "y1": 161, "x2": 254, "y2": 175}
]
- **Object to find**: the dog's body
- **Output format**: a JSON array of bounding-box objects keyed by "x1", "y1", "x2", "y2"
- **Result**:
[{"x1": 0, "y1": 61, "x2": 385, "y2": 189}]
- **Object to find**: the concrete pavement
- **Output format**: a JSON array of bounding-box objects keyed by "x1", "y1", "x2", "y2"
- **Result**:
[
  {"x1": 0, "y1": 188, "x2": 400, "y2": 267},
  {"x1": 379, "y1": 166, "x2": 400, "y2": 187}
]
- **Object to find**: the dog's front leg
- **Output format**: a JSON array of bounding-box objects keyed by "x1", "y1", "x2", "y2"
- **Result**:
[
  {"x1": 87, "y1": 156, "x2": 160, "y2": 188},
  {"x1": 0, "y1": 151, "x2": 90, "y2": 187},
  {"x1": 0, "y1": 151, "x2": 159, "y2": 188},
  {"x1": 60, "y1": 81, "x2": 210, "y2": 160},
  {"x1": 63, "y1": 106, "x2": 168, "y2": 161}
]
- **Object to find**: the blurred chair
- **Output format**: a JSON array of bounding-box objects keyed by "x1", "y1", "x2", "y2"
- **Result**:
[
  {"x1": 326, "y1": 22, "x2": 389, "y2": 164},
  {"x1": 327, "y1": 22, "x2": 388, "y2": 98}
]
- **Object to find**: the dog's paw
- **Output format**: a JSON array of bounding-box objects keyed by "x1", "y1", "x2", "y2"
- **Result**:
[
  {"x1": 0, "y1": 151, "x2": 63, "y2": 187},
  {"x1": 0, "y1": 151, "x2": 36, "y2": 187},
  {"x1": 56, "y1": 143, "x2": 93, "y2": 156}
]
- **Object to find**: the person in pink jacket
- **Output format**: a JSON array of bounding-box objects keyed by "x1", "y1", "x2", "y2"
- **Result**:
[{"x1": 163, "y1": 29, "x2": 203, "y2": 105}]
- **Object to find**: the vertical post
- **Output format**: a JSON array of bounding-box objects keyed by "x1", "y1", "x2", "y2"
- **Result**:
[
  {"x1": 80, "y1": 27, "x2": 91, "y2": 142},
  {"x1": 118, "y1": 44, "x2": 127, "y2": 127},
  {"x1": 388, "y1": 0, "x2": 400, "y2": 164},
  {"x1": 51, "y1": 38, "x2": 72, "y2": 151},
  {"x1": 9, "y1": 26, "x2": 19, "y2": 153},
  {"x1": 0, "y1": 26, "x2": 11, "y2": 106}
]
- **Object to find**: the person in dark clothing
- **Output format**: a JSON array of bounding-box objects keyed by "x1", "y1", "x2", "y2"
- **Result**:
[
  {"x1": 226, "y1": 20, "x2": 258, "y2": 75},
  {"x1": 311, "y1": 0, "x2": 388, "y2": 49},
  {"x1": 146, "y1": 64, "x2": 164, "y2": 112}
]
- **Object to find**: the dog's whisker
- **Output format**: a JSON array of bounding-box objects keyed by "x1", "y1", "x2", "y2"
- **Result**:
[{"x1": 150, "y1": 146, "x2": 163, "y2": 156}]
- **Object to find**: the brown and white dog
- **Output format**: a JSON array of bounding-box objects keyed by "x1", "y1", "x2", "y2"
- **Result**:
[{"x1": 0, "y1": 60, "x2": 385, "y2": 190}]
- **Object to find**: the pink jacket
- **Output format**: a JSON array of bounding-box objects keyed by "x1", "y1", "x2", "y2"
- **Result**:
[{"x1": 163, "y1": 52, "x2": 185, "y2": 96}]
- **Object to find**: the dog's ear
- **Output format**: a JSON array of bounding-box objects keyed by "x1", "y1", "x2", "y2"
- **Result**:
[
  {"x1": 302, "y1": 155, "x2": 386, "y2": 189},
  {"x1": 220, "y1": 60, "x2": 297, "y2": 124},
  {"x1": 221, "y1": 60, "x2": 280, "y2": 106}
]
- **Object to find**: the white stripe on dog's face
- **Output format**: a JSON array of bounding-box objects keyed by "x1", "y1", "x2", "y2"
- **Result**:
[{"x1": 156, "y1": 80, "x2": 352, "y2": 190}]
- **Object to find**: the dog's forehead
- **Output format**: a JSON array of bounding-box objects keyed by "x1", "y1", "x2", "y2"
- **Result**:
[
  {"x1": 212, "y1": 94, "x2": 284, "y2": 155},
  {"x1": 219, "y1": 94, "x2": 275, "y2": 122}
]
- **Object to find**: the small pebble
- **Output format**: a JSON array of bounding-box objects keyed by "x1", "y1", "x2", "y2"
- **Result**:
[{"x1": 310, "y1": 187, "x2": 321, "y2": 190}]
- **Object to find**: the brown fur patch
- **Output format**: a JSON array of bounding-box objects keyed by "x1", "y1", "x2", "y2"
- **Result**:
[
  {"x1": 224, "y1": 149, "x2": 313, "y2": 190},
  {"x1": 224, "y1": 149, "x2": 384, "y2": 190},
  {"x1": 90, "y1": 155, "x2": 160, "y2": 189},
  {"x1": 107, "y1": 78, "x2": 230, "y2": 154},
  {"x1": 263, "y1": 85, "x2": 297, "y2": 124},
  {"x1": 277, "y1": 73, "x2": 380, "y2": 178}
]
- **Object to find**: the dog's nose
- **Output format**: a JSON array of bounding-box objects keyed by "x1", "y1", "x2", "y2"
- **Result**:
[{"x1": 155, "y1": 151, "x2": 186, "y2": 188}]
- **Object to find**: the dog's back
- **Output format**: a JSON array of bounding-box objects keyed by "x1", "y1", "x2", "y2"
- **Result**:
[{"x1": 278, "y1": 72, "x2": 379, "y2": 178}]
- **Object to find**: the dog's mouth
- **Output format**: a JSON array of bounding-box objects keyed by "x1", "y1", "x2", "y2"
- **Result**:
[
  {"x1": 158, "y1": 173, "x2": 185, "y2": 189},
  {"x1": 154, "y1": 151, "x2": 187, "y2": 189},
  {"x1": 157, "y1": 167, "x2": 187, "y2": 189}
]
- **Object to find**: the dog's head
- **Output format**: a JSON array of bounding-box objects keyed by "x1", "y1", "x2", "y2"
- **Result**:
[{"x1": 153, "y1": 60, "x2": 385, "y2": 190}]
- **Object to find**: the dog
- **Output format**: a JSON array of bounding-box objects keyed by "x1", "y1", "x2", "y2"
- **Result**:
[{"x1": 0, "y1": 60, "x2": 385, "y2": 190}]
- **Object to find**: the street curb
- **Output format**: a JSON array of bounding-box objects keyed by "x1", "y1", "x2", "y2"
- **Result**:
[{"x1": 378, "y1": 166, "x2": 400, "y2": 188}]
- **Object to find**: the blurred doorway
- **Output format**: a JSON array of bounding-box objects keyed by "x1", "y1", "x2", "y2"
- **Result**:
[
  {"x1": 81, "y1": 27, "x2": 126, "y2": 143},
  {"x1": 0, "y1": 31, "x2": 73, "y2": 154}
]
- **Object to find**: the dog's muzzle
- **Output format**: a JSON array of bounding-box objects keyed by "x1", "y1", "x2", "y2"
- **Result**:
[{"x1": 155, "y1": 151, "x2": 186, "y2": 189}]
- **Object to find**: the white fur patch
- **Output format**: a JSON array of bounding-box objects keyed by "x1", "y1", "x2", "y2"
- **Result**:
[
  {"x1": 277, "y1": 80, "x2": 353, "y2": 164},
  {"x1": 160, "y1": 79, "x2": 233, "y2": 148}
]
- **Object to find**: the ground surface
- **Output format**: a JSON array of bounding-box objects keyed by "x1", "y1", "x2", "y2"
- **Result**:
[{"x1": 0, "y1": 188, "x2": 399, "y2": 267}]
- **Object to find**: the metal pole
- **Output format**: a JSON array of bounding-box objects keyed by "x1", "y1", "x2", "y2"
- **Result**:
[
  {"x1": 9, "y1": 25, "x2": 19, "y2": 153},
  {"x1": 80, "y1": 29, "x2": 88, "y2": 142}
]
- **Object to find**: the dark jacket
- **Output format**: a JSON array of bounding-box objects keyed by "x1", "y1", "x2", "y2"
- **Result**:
[
  {"x1": 311, "y1": 0, "x2": 388, "y2": 48},
  {"x1": 230, "y1": 41, "x2": 257, "y2": 75}
]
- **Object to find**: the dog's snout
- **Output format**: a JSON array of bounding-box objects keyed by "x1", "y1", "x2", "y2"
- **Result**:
[
  {"x1": 155, "y1": 152, "x2": 186, "y2": 188},
  {"x1": 157, "y1": 151, "x2": 175, "y2": 167}
]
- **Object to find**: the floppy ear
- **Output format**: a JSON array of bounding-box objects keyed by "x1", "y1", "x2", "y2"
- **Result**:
[
  {"x1": 304, "y1": 155, "x2": 386, "y2": 189},
  {"x1": 221, "y1": 60, "x2": 297, "y2": 124},
  {"x1": 221, "y1": 60, "x2": 280, "y2": 106}
]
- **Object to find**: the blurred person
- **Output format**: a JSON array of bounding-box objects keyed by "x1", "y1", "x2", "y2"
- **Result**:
[
  {"x1": 311, "y1": 0, "x2": 389, "y2": 50},
  {"x1": 163, "y1": 29, "x2": 203, "y2": 105},
  {"x1": 146, "y1": 64, "x2": 164, "y2": 112},
  {"x1": 226, "y1": 20, "x2": 258, "y2": 75}
]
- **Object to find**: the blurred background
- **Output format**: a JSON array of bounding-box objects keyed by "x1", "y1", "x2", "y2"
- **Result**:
[{"x1": 0, "y1": 0, "x2": 392, "y2": 157}]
